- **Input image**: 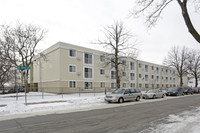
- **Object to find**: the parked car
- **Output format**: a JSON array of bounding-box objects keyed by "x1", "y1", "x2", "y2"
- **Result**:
[
  {"x1": 183, "y1": 87, "x2": 193, "y2": 95},
  {"x1": 192, "y1": 87, "x2": 200, "y2": 93},
  {"x1": 7, "y1": 87, "x2": 25, "y2": 93},
  {"x1": 166, "y1": 87, "x2": 184, "y2": 96},
  {"x1": 104, "y1": 88, "x2": 142, "y2": 103},
  {"x1": 142, "y1": 89, "x2": 165, "y2": 99}
]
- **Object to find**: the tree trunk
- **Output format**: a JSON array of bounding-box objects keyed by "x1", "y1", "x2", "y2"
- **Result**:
[
  {"x1": 195, "y1": 77, "x2": 198, "y2": 87},
  {"x1": 180, "y1": 76, "x2": 183, "y2": 87},
  {"x1": 177, "y1": 0, "x2": 200, "y2": 43}
]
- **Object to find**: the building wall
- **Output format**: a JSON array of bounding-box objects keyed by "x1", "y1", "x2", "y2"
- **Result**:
[{"x1": 32, "y1": 42, "x2": 188, "y2": 93}]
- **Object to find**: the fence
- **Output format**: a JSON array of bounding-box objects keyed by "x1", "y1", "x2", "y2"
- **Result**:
[{"x1": 0, "y1": 86, "x2": 116, "y2": 105}]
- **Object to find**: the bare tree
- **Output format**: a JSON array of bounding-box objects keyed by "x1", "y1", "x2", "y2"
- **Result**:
[
  {"x1": 187, "y1": 49, "x2": 200, "y2": 87},
  {"x1": 132, "y1": 0, "x2": 200, "y2": 43},
  {"x1": 163, "y1": 46, "x2": 189, "y2": 87},
  {"x1": 94, "y1": 21, "x2": 138, "y2": 89},
  {"x1": 0, "y1": 22, "x2": 46, "y2": 87},
  {"x1": 0, "y1": 41, "x2": 15, "y2": 92}
]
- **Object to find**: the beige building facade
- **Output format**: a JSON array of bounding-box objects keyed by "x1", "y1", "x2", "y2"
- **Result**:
[{"x1": 32, "y1": 42, "x2": 188, "y2": 93}]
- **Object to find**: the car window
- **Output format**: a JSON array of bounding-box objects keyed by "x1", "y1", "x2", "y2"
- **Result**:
[
  {"x1": 124, "y1": 89, "x2": 130, "y2": 94},
  {"x1": 130, "y1": 89, "x2": 136, "y2": 93}
]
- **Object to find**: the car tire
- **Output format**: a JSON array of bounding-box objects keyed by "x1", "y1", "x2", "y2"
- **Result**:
[
  {"x1": 118, "y1": 98, "x2": 124, "y2": 103},
  {"x1": 136, "y1": 96, "x2": 140, "y2": 101},
  {"x1": 162, "y1": 94, "x2": 165, "y2": 98},
  {"x1": 153, "y1": 95, "x2": 156, "y2": 99}
]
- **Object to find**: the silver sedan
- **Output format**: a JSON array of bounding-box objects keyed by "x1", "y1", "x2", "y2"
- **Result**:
[{"x1": 142, "y1": 89, "x2": 165, "y2": 99}]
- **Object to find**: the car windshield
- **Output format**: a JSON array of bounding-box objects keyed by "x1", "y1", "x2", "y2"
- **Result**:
[
  {"x1": 112, "y1": 89, "x2": 125, "y2": 94},
  {"x1": 168, "y1": 87, "x2": 178, "y2": 91},
  {"x1": 146, "y1": 90, "x2": 157, "y2": 93},
  {"x1": 192, "y1": 88, "x2": 198, "y2": 90}
]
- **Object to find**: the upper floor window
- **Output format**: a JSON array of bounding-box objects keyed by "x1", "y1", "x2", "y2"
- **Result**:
[
  {"x1": 139, "y1": 74, "x2": 142, "y2": 78},
  {"x1": 111, "y1": 71, "x2": 116, "y2": 79},
  {"x1": 152, "y1": 66, "x2": 154, "y2": 70},
  {"x1": 139, "y1": 63, "x2": 142, "y2": 68},
  {"x1": 145, "y1": 65, "x2": 148, "y2": 72},
  {"x1": 69, "y1": 65, "x2": 76, "y2": 72},
  {"x1": 130, "y1": 73, "x2": 135, "y2": 80},
  {"x1": 145, "y1": 75, "x2": 148, "y2": 81},
  {"x1": 100, "y1": 69, "x2": 105, "y2": 75},
  {"x1": 100, "y1": 55, "x2": 105, "y2": 62},
  {"x1": 69, "y1": 49, "x2": 76, "y2": 57},
  {"x1": 130, "y1": 62, "x2": 135, "y2": 70},
  {"x1": 84, "y1": 52, "x2": 92, "y2": 64},
  {"x1": 156, "y1": 67, "x2": 159, "y2": 74},
  {"x1": 122, "y1": 60, "x2": 126, "y2": 66},
  {"x1": 122, "y1": 72, "x2": 126, "y2": 77},
  {"x1": 84, "y1": 67, "x2": 92, "y2": 78}
]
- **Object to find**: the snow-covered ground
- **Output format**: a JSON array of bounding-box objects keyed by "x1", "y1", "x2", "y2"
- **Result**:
[
  {"x1": 1, "y1": 92, "x2": 200, "y2": 133},
  {"x1": 140, "y1": 106, "x2": 200, "y2": 133}
]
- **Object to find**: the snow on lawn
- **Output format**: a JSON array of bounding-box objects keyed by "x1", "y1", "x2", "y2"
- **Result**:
[{"x1": 0, "y1": 92, "x2": 107, "y2": 118}]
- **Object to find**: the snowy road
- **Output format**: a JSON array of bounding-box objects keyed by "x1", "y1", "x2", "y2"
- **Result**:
[{"x1": 0, "y1": 94, "x2": 200, "y2": 133}]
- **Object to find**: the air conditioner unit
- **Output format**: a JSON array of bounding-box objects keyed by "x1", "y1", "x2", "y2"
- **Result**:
[
  {"x1": 76, "y1": 57, "x2": 81, "y2": 61},
  {"x1": 77, "y1": 72, "x2": 81, "y2": 76}
]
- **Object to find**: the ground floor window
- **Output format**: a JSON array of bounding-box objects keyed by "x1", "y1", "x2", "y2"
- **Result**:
[
  {"x1": 145, "y1": 84, "x2": 149, "y2": 88},
  {"x1": 156, "y1": 84, "x2": 159, "y2": 88},
  {"x1": 85, "y1": 82, "x2": 92, "y2": 89},
  {"x1": 123, "y1": 83, "x2": 126, "y2": 88},
  {"x1": 130, "y1": 83, "x2": 135, "y2": 88},
  {"x1": 69, "y1": 81, "x2": 76, "y2": 88},
  {"x1": 111, "y1": 83, "x2": 116, "y2": 89},
  {"x1": 139, "y1": 83, "x2": 142, "y2": 88},
  {"x1": 100, "y1": 82, "x2": 105, "y2": 88}
]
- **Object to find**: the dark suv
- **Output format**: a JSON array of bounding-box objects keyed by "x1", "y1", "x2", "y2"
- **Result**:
[{"x1": 166, "y1": 87, "x2": 184, "y2": 96}]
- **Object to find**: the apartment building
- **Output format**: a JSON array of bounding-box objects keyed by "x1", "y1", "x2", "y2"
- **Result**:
[{"x1": 32, "y1": 42, "x2": 188, "y2": 93}]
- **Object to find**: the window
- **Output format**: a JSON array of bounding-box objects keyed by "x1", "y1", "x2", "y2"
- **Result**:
[
  {"x1": 130, "y1": 83, "x2": 135, "y2": 88},
  {"x1": 130, "y1": 62, "x2": 135, "y2": 70},
  {"x1": 130, "y1": 73, "x2": 135, "y2": 80},
  {"x1": 156, "y1": 67, "x2": 159, "y2": 74},
  {"x1": 84, "y1": 67, "x2": 92, "y2": 78},
  {"x1": 100, "y1": 69, "x2": 105, "y2": 75},
  {"x1": 166, "y1": 77, "x2": 168, "y2": 82},
  {"x1": 69, "y1": 65, "x2": 76, "y2": 72},
  {"x1": 139, "y1": 84, "x2": 142, "y2": 88},
  {"x1": 139, "y1": 63, "x2": 142, "y2": 68},
  {"x1": 166, "y1": 69, "x2": 168, "y2": 75},
  {"x1": 139, "y1": 74, "x2": 142, "y2": 78},
  {"x1": 145, "y1": 84, "x2": 149, "y2": 88},
  {"x1": 111, "y1": 58, "x2": 115, "y2": 67},
  {"x1": 156, "y1": 84, "x2": 159, "y2": 88},
  {"x1": 152, "y1": 75, "x2": 154, "y2": 79},
  {"x1": 69, "y1": 81, "x2": 76, "y2": 88},
  {"x1": 111, "y1": 71, "x2": 116, "y2": 79},
  {"x1": 123, "y1": 83, "x2": 126, "y2": 87},
  {"x1": 152, "y1": 66, "x2": 154, "y2": 70},
  {"x1": 69, "y1": 49, "x2": 76, "y2": 57},
  {"x1": 100, "y1": 55, "x2": 105, "y2": 62},
  {"x1": 111, "y1": 83, "x2": 116, "y2": 89},
  {"x1": 156, "y1": 76, "x2": 159, "y2": 82},
  {"x1": 122, "y1": 60, "x2": 126, "y2": 66},
  {"x1": 84, "y1": 52, "x2": 92, "y2": 64},
  {"x1": 145, "y1": 75, "x2": 148, "y2": 81},
  {"x1": 100, "y1": 82, "x2": 105, "y2": 88},
  {"x1": 85, "y1": 82, "x2": 92, "y2": 89},
  {"x1": 145, "y1": 65, "x2": 148, "y2": 72},
  {"x1": 122, "y1": 72, "x2": 126, "y2": 77}
]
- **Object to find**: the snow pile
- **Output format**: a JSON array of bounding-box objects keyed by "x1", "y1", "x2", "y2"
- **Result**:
[{"x1": 144, "y1": 107, "x2": 200, "y2": 133}]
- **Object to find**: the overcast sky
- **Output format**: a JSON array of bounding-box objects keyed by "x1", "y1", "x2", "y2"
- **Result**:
[{"x1": 0, "y1": 0, "x2": 199, "y2": 65}]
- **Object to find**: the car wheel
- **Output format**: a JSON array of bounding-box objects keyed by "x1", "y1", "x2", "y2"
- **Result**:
[
  {"x1": 153, "y1": 95, "x2": 156, "y2": 99},
  {"x1": 118, "y1": 98, "x2": 124, "y2": 103},
  {"x1": 162, "y1": 94, "x2": 165, "y2": 98},
  {"x1": 182, "y1": 93, "x2": 184, "y2": 96},
  {"x1": 136, "y1": 96, "x2": 140, "y2": 101}
]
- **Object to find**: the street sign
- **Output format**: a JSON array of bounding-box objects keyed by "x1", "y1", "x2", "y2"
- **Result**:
[{"x1": 17, "y1": 66, "x2": 31, "y2": 70}]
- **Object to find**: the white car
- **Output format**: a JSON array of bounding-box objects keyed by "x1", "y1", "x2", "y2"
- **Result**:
[
  {"x1": 104, "y1": 88, "x2": 142, "y2": 103},
  {"x1": 142, "y1": 89, "x2": 165, "y2": 99}
]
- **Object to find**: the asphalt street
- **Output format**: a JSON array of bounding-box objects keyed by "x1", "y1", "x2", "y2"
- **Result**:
[{"x1": 1, "y1": 94, "x2": 200, "y2": 133}]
